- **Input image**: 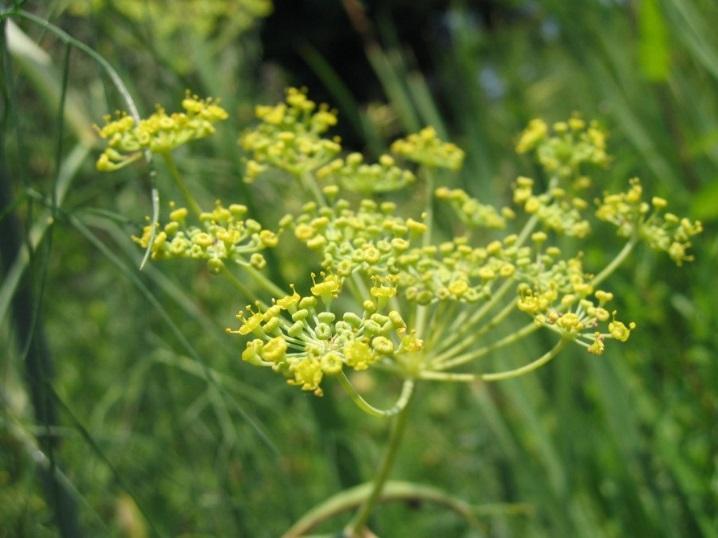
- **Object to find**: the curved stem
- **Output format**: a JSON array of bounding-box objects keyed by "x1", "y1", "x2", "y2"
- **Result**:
[
  {"x1": 161, "y1": 153, "x2": 201, "y2": 217},
  {"x1": 345, "y1": 385, "x2": 416, "y2": 537},
  {"x1": 283, "y1": 480, "x2": 500, "y2": 538},
  {"x1": 591, "y1": 238, "x2": 637, "y2": 288},
  {"x1": 338, "y1": 374, "x2": 414, "y2": 418},
  {"x1": 421, "y1": 338, "x2": 568, "y2": 383}
]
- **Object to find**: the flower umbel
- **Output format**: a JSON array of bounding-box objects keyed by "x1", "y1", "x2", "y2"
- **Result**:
[
  {"x1": 596, "y1": 178, "x2": 702, "y2": 265},
  {"x1": 96, "y1": 93, "x2": 228, "y2": 171},
  {"x1": 226, "y1": 275, "x2": 422, "y2": 396},
  {"x1": 391, "y1": 126, "x2": 465, "y2": 170},
  {"x1": 239, "y1": 87, "x2": 341, "y2": 182},
  {"x1": 133, "y1": 200, "x2": 278, "y2": 274}
]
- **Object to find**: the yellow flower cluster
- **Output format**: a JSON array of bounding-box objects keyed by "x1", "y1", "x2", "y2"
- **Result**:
[
  {"x1": 435, "y1": 187, "x2": 514, "y2": 229},
  {"x1": 239, "y1": 87, "x2": 341, "y2": 181},
  {"x1": 96, "y1": 94, "x2": 228, "y2": 171},
  {"x1": 396, "y1": 235, "x2": 523, "y2": 304},
  {"x1": 316, "y1": 153, "x2": 415, "y2": 194},
  {"x1": 596, "y1": 178, "x2": 703, "y2": 265},
  {"x1": 227, "y1": 274, "x2": 422, "y2": 396},
  {"x1": 513, "y1": 176, "x2": 592, "y2": 237},
  {"x1": 516, "y1": 256, "x2": 635, "y2": 355},
  {"x1": 123, "y1": 91, "x2": 700, "y2": 391},
  {"x1": 133, "y1": 201, "x2": 278, "y2": 273},
  {"x1": 390, "y1": 127, "x2": 465, "y2": 170},
  {"x1": 287, "y1": 198, "x2": 427, "y2": 277},
  {"x1": 516, "y1": 115, "x2": 609, "y2": 179}
]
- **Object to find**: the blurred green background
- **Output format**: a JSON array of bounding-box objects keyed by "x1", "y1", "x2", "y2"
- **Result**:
[{"x1": 1, "y1": 0, "x2": 716, "y2": 536}]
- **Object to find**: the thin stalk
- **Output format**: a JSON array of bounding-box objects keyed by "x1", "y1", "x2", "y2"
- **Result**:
[
  {"x1": 351, "y1": 272, "x2": 370, "y2": 302},
  {"x1": 515, "y1": 214, "x2": 539, "y2": 247},
  {"x1": 414, "y1": 303, "x2": 430, "y2": 340},
  {"x1": 300, "y1": 170, "x2": 326, "y2": 206},
  {"x1": 338, "y1": 374, "x2": 414, "y2": 418},
  {"x1": 161, "y1": 153, "x2": 201, "y2": 217},
  {"x1": 592, "y1": 238, "x2": 638, "y2": 287},
  {"x1": 347, "y1": 275, "x2": 365, "y2": 305},
  {"x1": 431, "y1": 298, "x2": 517, "y2": 365},
  {"x1": 436, "y1": 279, "x2": 515, "y2": 354},
  {"x1": 425, "y1": 300, "x2": 454, "y2": 350},
  {"x1": 415, "y1": 166, "x2": 435, "y2": 338},
  {"x1": 222, "y1": 266, "x2": 253, "y2": 299},
  {"x1": 421, "y1": 338, "x2": 568, "y2": 382},
  {"x1": 434, "y1": 322, "x2": 539, "y2": 370},
  {"x1": 421, "y1": 167, "x2": 435, "y2": 249},
  {"x1": 241, "y1": 263, "x2": 287, "y2": 298},
  {"x1": 345, "y1": 384, "x2": 416, "y2": 536}
]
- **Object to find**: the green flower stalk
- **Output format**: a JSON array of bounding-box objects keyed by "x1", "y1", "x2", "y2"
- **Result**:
[{"x1": 98, "y1": 89, "x2": 702, "y2": 537}]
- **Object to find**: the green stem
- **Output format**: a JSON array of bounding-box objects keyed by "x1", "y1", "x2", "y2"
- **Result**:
[
  {"x1": 515, "y1": 214, "x2": 539, "y2": 247},
  {"x1": 338, "y1": 374, "x2": 414, "y2": 418},
  {"x1": 241, "y1": 263, "x2": 287, "y2": 298},
  {"x1": 434, "y1": 322, "x2": 539, "y2": 370},
  {"x1": 425, "y1": 300, "x2": 454, "y2": 349},
  {"x1": 422, "y1": 338, "x2": 568, "y2": 382},
  {"x1": 432, "y1": 298, "x2": 518, "y2": 365},
  {"x1": 439, "y1": 278, "x2": 514, "y2": 354},
  {"x1": 222, "y1": 266, "x2": 253, "y2": 299},
  {"x1": 300, "y1": 170, "x2": 326, "y2": 206},
  {"x1": 162, "y1": 153, "x2": 201, "y2": 217},
  {"x1": 283, "y1": 480, "x2": 494, "y2": 538},
  {"x1": 345, "y1": 384, "x2": 416, "y2": 537},
  {"x1": 591, "y1": 238, "x2": 637, "y2": 288},
  {"x1": 351, "y1": 272, "x2": 371, "y2": 303}
]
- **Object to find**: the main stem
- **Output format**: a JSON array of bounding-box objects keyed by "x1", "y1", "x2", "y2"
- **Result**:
[{"x1": 345, "y1": 386, "x2": 415, "y2": 537}]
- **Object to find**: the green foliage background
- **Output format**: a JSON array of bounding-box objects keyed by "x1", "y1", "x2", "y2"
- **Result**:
[{"x1": 1, "y1": 0, "x2": 716, "y2": 536}]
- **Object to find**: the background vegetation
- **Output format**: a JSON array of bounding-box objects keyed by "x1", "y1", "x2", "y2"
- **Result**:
[{"x1": 1, "y1": 0, "x2": 716, "y2": 536}]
